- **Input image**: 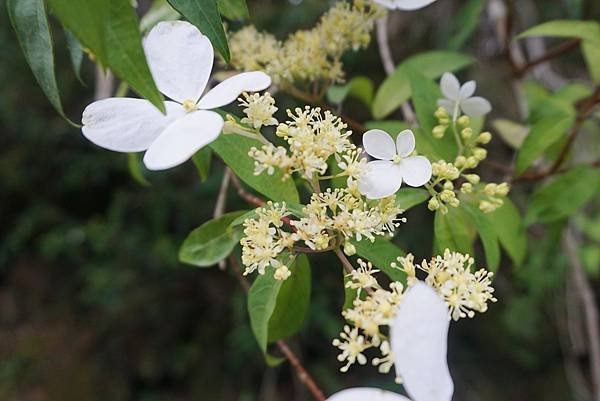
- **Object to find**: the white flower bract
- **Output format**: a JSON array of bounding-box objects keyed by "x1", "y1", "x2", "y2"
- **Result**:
[
  {"x1": 372, "y1": 0, "x2": 438, "y2": 10},
  {"x1": 81, "y1": 20, "x2": 271, "y2": 171},
  {"x1": 437, "y1": 72, "x2": 491, "y2": 118},
  {"x1": 358, "y1": 129, "x2": 432, "y2": 199}
]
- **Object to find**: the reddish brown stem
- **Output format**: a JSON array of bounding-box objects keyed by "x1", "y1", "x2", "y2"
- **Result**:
[
  {"x1": 514, "y1": 39, "x2": 581, "y2": 77},
  {"x1": 230, "y1": 173, "x2": 265, "y2": 207}
]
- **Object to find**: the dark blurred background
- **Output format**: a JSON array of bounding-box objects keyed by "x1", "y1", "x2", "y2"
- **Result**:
[{"x1": 2, "y1": 0, "x2": 600, "y2": 400}]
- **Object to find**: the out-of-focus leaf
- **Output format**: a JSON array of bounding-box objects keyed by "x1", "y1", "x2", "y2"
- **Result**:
[
  {"x1": 65, "y1": 29, "x2": 84, "y2": 84},
  {"x1": 395, "y1": 188, "x2": 429, "y2": 211},
  {"x1": 407, "y1": 67, "x2": 458, "y2": 161},
  {"x1": 179, "y1": 211, "x2": 247, "y2": 267},
  {"x1": 518, "y1": 20, "x2": 600, "y2": 83},
  {"x1": 127, "y1": 153, "x2": 151, "y2": 186},
  {"x1": 372, "y1": 51, "x2": 474, "y2": 119},
  {"x1": 166, "y1": 0, "x2": 230, "y2": 63},
  {"x1": 327, "y1": 76, "x2": 374, "y2": 108},
  {"x1": 523, "y1": 81, "x2": 550, "y2": 118},
  {"x1": 364, "y1": 120, "x2": 410, "y2": 138},
  {"x1": 192, "y1": 147, "x2": 212, "y2": 182},
  {"x1": 434, "y1": 207, "x2": 473, "y2": 256},
  {"x1": 553, "y1": 83, "x2": 593, "y2": 104},
  {"x1": 267, "y1": 255, "x2": 311, "y2": 342},
  {"x1": 140, "y1": 0, "x2": 180, "y2": 32},
  {"x1": 8, "y1": 0, "x2": 74, "y2": 123},
  {"x1": 491, "y1": 119, "x2": 529, "y2": 149},
  {"x1": 515, "y1": 99, "x2": 575, "y2": 175},
  {"x1": 351, "y1": 237, "x2": 405, "y2": 282},
  {"x1": 47, "y1": 0, "x2": 165, "y2": 112},
  {"x1": 462, "y1": 202, "x2": 501, "y2": 271},
  {"x1": 217, "y1": 0, "x2": 249, "y2": 20},
  {"x1": 525, "y1": 166, "x2": 600, "y2": 225},
  {"x1": 210, "y1": 134, "x2": 300, "y2": 203},
  {"x1": 447, "y1": 0, "x2": 485, "y2": 50},
  {"x1": 487, "y1": 198, "x2": 527, "y2": 266}
]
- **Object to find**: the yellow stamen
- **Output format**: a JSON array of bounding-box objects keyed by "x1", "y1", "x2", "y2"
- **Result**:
[{"x1": 182, "y1": 99, "x2": 196, "y2": 112}]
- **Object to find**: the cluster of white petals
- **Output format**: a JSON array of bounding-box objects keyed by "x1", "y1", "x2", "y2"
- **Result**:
[
  {"x1": 81, "y1": 21, "x2": 271, "y2": 170},
  {"x1": 330, "y1": 282, "x2": 454, "y2": 401},
  {"x1": 358, "y1": 129, "x2": 432, "y2": 199},
  {"x1": 437, "y1": 72, "x2": 491, "y2": 118}
]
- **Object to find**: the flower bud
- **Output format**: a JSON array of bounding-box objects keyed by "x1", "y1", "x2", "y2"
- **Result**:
[
  {"x1": 433, "y1": 125, "x2": 447, "y2": 139},
  {"x1": 461, "y1": 127, "x2": 473, "y2": 139},
  {"x1": 343, "y1": 242, "x2": 357, "y2": 256},
  {"x1": 460, "y1": 183, "x2": 473, "y2": 194},
  {"x1": 465, "y1": 174, "x2": 480, "y2": 184},
  {"x1": 457, "y1": 115, "x2": 470, "y2": 126},
  {"x1": 477, "y1": 131, "x2": 492, "y2": 144}
]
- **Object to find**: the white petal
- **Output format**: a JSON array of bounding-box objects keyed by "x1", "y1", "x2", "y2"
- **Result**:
[
  {"x1": 440, "y1": 72, "x2": 461, "y2": 101},
  {"x1": 327, "y1": 388, "x2": 411, "y2": 401},
  {"x1": 460, "y1": 96, "x2": 492, "y2": 116},
  {"x1": 197, "y1": 71, "x2": 272, "y2": 110},
  {"x1": 375, "y1": 0, "x2": 438, "y2": 10},
  {"x1": 397, "y1": 156, "x2": 432, "y2": 187},
  {"x1": 143, "y1": 110, "x2": 223, "y2": 170},
  {"x1": 144, "y1": 21, "x2": 213, "y2": 103},
  {"x1": 358, "y1": 160, "x2": 403, "y2": 199},
  {"x1": 82, "y1": 98, "x2": 184, "y2": 152},
  {"x1": 396, "y1": 130, "x2": 416, "y2": 157},
  {"x1": 391, "y1": 282, "x2": 453, "y2": 401},
  {"x1": 437, "y1": 99, "x2": 455, "y2": 114},
  {"x1": 459, "y1": 80, "x2": 476, "y2": 99},
  {"x1": 362, "y1": 129, "x2": 396, "y2": 160}
]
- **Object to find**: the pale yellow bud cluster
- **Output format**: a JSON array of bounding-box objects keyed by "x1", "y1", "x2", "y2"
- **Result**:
[
  {"x1": 433, "y1": 107, "x2": 451, "y2": 138},
  {"x1": 250, "y1": 106, "x2": 360, "y2": 181},
  {"x1": 291, "y1": 188, "x2": 404, "y2": 249},
  {"x1": 478, "y1": 182, "x2": 510, "y2": 213},
  {"x1": 238, "y1": 92, "x2": 278, "y2": 129},
  {"x1": 334, "y1": 261, "x2": 404, "y2": 373},
  {"x1": 394, "y1": 249, "x2": 497, "y2": 320},
  {"x1": 228, "y1": 0, "x2": 382, "y2": 86},
  {"x1": 240, "y1": 202, "x2": 295, "y2": 279}
]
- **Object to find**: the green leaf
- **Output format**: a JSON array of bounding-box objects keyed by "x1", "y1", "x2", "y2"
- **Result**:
[
  {"x1": 47, "y1": 0, "x2": 165, "y2": 112},
  {"x1": 327, "y1": 76, "x2": 374, "y2": 108},
  {"x1": 192, "y1": 147, "x2": 212, "y2": 182},
  {"x1": 407, "y1": 67, "x2": 458, "y2": 161},
  {"x1": 179, "y1": 211, "x2": 247, "y2": 267},
  {"x1": 140, "y1": 0, "x2": 180, "y2": 33},
  {"x1": 434, "y1": 207, "x2": 473, "y2": 256},
  {"x1": 491, "y1": 119, "x2": 529, "y2": 149},
  {"x1": 518, "y1": 20, "x2": 600, "y2": 83},
  {"x1": 8, "y1": 0, "x2": 73, "y2": 123},
  {"x1": 487, "y1": 198, "x2": 527, "y2": 266},
  {"x1": 395, "y1": 188, "x2": 429, "y2": 211},
  {"x1": 65, "y1": 29, "x2": 85, "y2": 84},
  {"x1": 217, "y1": 0, "x2": 249, "y2": 20},
  {"x1": 461, "y1": 202, "x2": 501, "y2": 272},
  {"x1": 248, "y1": 256, "x2": 311, "y2": 357},
  {"x1": 210, "y1": 134, "x2": 300, "y2": 203},
  {"x1": 364, "y1": 120, "x2": 410, "y2": 137},
  {"x1": 372, "y1": 51, "x2": 474, "y2": 119},
  {"x1": 167, "y1": 0, "x2": 230, "y2": 63},
  {"x1": 267, "y1": 255, "x2": 311, "y2": 342},
  {"x1": 351, "y1": 237, "x2": 405, "y2": 282},
  {"x1": 127, "y1": 153, "x2": 151, "y2": 186},
  {"x1": 515, "y1": 99, "x2": 575, "y2": 175},
  {"x1": 525, "y1": 166, "x2": 600, "y2": 225},
  {"x1": 447, "y1": 0, "x2": 485, "y2": 50}
]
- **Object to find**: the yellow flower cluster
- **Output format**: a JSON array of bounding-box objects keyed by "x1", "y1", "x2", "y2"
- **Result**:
[
  {"x1": 240, "y1": 202, "x2": 295, "y2": 279},
  {"x1": 249, "y1": 106, "x2": 361, "y2": 182},
  {"x1": 334, "y1": 259, "x2": 403, "y2": 373},
  {"x1": 428, "y1": 108, "x2": 510, "y2": 214},
  {"x1": 239, "y1": 92, "x2": 278, "y2": 129},
  {"x1": 333, "y1": 250, "x2": 496, "y2": 373},
  {"x1": 228, "y1": 0, "x2": 383, "y2": 86},
  {"x1": 394, "y1": 250, "x2": 497, "y2": 320},
  {"x1": 292, "y1": 188, "x2": 404, "y2": 250}
]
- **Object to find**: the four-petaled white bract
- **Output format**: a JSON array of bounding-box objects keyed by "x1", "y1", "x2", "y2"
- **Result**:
[
  {"x1": 81, "y1": 20, "x2": 271, "y2": 171},
  {"x1": 327, "y1": 282, "x2": 454, "y2": 401},
  {"x1": 372, "y1": 0, "x2": 438, "y2": 10},
  {"x1": 358, "y1": 129, "x2": 432, "y2": 199},
  {"x1": 437, "y1": 72, "x2": 491, "y2": 118}
]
